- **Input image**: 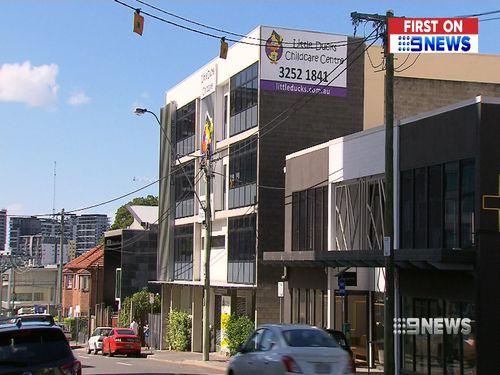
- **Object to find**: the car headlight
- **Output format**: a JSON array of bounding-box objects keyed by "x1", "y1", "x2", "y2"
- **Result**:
[{"x1": 115, "y1": 338, "x2": 122, "y2": 342}]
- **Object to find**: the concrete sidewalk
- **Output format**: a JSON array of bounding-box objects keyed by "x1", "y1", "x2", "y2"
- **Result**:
[{"x1": 143, "y1": 348, "x2": 229, "y2": 372}]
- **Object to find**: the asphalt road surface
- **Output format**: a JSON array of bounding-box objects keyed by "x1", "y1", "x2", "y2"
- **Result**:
[{"x1": 73, "y1": 348, "x2": 225, "y2": 375}]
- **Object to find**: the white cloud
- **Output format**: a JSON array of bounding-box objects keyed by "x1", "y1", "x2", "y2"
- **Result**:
[
  {"x1": 0, "y1": 61, "x2": 59, "y2": 108},
  {"x1": 67, "y1": 91, "x2": 90, "y2": 106}
]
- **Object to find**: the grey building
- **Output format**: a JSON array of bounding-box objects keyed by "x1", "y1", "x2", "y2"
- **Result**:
[
  {"x1": 0, "y1": 210, "x2": 6, "y2": 252},
  {"x1": 9, "y1": 216, "x2": 41, "y2": 255},
  {"x1": 103, "y1": 206, "x2": 159, "y2": 308},
  {"x1": 157, "y1": 26, "x2": 365, "y2": 352},
  {"x1": 76, "y1": 214, "x2": 109, "y2": 256}
]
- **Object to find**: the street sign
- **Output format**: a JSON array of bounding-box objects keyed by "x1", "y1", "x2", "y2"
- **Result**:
[
  {"x1": 149, "y1": 293, "x2": 155, "y2": 304},
  {"x1": 277, "y1": 281, "x2": 284, "y2": 297},
  {"x1": 338, "y1": 278, "x2": 346, "y2": 296}
]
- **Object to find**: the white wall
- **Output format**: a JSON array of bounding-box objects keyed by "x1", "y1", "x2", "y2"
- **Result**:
[{"x1": 329, "y1": 126, "x2": 385, "y2": 183}]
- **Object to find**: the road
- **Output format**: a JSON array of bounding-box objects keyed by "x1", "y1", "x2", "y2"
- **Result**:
[{"x1": 73, "y1": 348, "x2": 226, "y2": 375}]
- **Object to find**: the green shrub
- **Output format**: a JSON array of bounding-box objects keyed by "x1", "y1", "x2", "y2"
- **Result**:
[
  {"x1": 167, "y1": 310, "x2": 191, "y2": 351},
  {"x1": 225, "y1": 315, "x2": 254, "y2": 356}
]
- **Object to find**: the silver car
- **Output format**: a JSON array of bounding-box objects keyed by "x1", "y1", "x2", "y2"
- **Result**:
[
  {"x1": 228, "y1": 324, "x2": 348, "y2": 375},
  {"x1": 87, "y1": 326, "x2": 112, "y2": 354}
]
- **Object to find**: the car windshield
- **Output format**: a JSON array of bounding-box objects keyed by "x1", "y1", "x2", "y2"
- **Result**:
[
  {"x1": 100, "y1": 328, "x2": 112, "y2": 336},
  {"x1": 116, "y1": 329, "x2": 135, "y2": 335},
  {"x1": 282, "y1": 329, "x2": 339, "y2": 348},
  {"x1": 0, "y1": 328, "x2": 73, "y2": 365}
]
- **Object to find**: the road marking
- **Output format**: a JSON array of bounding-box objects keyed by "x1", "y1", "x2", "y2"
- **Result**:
[
  {"x1": 79, "y1": 355, "x2": 90, "y2": 359},
  {"x1": 117, "y1": 362, "x2": 132, "y2": 366}
]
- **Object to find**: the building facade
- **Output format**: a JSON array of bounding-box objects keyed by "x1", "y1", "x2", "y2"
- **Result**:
[
  {"x1": 9, "y1": 216, "x2": 41, "y2": 255},
  {"x1": 264, "y1": 97, "x2": 500, "y2": 374},
  {"x1": 157, "y1": 26, "x2": 366, "y2": 352},
  {"x1": 0, "y1": 209, "x2": 6, "y2": 252},
  {"x1": 17, "y1": 235, "x2": 69, "y2": 266},
  {"x1": 76, "y1": 214, "x2": 109, "y2": 256},
  {"x1": 103, "y1": 206, "x2": 159, "y2": 309},
  {"x1": 62, "y1": 245, "x2": 104, "y2": 318},
  {"x1": 0, "y1": 266, "x2": 58, "y2": 314}
]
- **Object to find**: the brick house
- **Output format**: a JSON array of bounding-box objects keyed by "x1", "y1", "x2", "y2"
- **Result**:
[{"x1": 62, "y1": 244, "x2": 104, "y2": 317}]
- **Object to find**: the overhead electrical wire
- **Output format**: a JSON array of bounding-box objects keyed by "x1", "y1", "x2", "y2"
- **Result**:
[{"x1": 114, "y1": 0, "x2": 379, "y2": 48}]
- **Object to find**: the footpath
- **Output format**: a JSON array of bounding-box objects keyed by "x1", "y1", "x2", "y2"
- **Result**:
[{"x1": 143, "y1": 348, "x2": 229, "y2": 372}]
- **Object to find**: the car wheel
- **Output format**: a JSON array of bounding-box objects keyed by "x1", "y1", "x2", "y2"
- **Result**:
[
  {"x1": 87, "y1": 344, "x2": 91, "y2": 354},
  {"x1": 135, "y1": 351, "x2": 141, "y2": 358},
  {"x1": 101, "y1": 345, "x2": 107, "y2": 356},
  {"x1": 109, "y1": 344, "x2": 114, "y2": 357}
]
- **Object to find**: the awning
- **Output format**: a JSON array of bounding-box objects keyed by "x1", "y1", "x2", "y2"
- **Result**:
[{"x1": 262, "y1": 249, "x2": 475, "y2": 271}]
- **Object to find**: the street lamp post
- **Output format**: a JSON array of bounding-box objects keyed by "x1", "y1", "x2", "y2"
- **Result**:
[{"x1": 135, "y1": 107, "x2": 213, "y2": 361}]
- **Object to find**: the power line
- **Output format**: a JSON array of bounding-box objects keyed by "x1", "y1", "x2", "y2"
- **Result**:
[
  {"x1": 115, "y1": 0, "x2": 378, "y2": 49},
  {"x1": 456, "y1": 9, "x2": 500, "y2": 18},
  {"x1": 209, "y1": 29, "x2": 380, "y2": 163}
]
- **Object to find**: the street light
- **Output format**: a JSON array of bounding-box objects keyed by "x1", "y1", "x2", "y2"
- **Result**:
[{"x1": 134, "y1": 107, "x2": 212, "y2": 360}]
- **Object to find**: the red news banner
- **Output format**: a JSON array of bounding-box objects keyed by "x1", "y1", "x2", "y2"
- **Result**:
[{"x1": 388, "y1": 18, "x2": 479, "y2": 54}]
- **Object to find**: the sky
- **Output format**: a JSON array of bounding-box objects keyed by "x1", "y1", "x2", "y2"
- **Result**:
[{"x1": 1, "y1": 0, "x2": 499, "y2": 225}]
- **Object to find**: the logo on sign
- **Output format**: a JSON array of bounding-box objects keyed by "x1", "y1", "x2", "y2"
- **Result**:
[
  {"x1": 393, "y1": 317, "x2": 472, "y2": 335},
  {"x1": 388, "y1": 18, "x2": 478, "y2": 54},
  {"x1": 265, "y1": 30, "x2": 284, "y2": 64}
]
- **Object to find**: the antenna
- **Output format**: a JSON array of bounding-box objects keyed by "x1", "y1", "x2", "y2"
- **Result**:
[{"x1": 52, "y1": 161, "x2": 57, "y2": 218}]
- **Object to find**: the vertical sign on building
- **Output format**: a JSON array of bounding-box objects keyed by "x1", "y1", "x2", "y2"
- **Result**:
[{"x1": 260, "y1": 26, "x2": 348, "y2": 97}]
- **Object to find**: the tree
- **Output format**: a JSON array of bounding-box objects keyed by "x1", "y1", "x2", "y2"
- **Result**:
[
  {"x1": 119, "y1": 288, "x2": 161, "y2": 329},
  {"x1": 110, "y1": 195, "x2": 158, "y2": 230}
]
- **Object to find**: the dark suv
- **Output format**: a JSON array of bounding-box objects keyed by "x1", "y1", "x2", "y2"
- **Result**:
[{"x1": 0, "y1": 318, "x2": 81, "y2": 374}]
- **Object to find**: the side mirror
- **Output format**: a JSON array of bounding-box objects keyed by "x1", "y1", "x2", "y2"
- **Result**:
[{"x1": 237, "y1": 343, "x2": 244, "y2": 353}]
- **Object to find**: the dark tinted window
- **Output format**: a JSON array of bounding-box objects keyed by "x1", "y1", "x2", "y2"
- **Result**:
[
  {"x1": 0, "y1": 328, "x2": 73, "y2": 365},
  {"x1": 116, "y1": 329, "x2": 135, "y2": 335},
  {"x1": 282, "y1": 329, "x2": 338, "y2": 348}
]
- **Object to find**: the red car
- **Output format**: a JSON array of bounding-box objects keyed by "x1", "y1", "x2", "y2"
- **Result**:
[{"x1": 102, "y1": 328, "x2": 141, "y2": 357}]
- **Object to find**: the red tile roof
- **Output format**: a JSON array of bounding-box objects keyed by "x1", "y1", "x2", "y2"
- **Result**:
[{"x1": 64, "y1": 244, "x2": 104, "y2": 271}]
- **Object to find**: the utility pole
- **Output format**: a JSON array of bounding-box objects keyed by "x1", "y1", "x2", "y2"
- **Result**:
[
  {"x1": 202, "y1": 158, "x2": 212, "y2": 361},
  {"x1": 351, "y1": 10, "x2": 395, "y2": 375},
  {"x1": 57, "y1": 209, "x2": 65, "y2": 321}
]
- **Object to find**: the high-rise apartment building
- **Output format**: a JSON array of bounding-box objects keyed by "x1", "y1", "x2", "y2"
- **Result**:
[
  {"x1": 9, "y1": 217, "x2": 41, "y2": 256},
  {"x1": 76, "y1": 214, "x2": 109, "y2": 255},
  {"x1": 0, "y1": 209, "x2": 6, "y2": 252}
]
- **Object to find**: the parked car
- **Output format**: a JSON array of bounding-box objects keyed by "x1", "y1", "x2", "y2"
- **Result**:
[
  {"x1": 87, "y1": 326, "x2": 112, "y2": 354},
  {"x1": 101, "y1": 327, "x2": 141, "y2": 357},
  {"x1": 0, "y1": 318, "x2": 81, "y2": 374},
  {"x1": 228, "y1": 324, "x2": 348, "y2": 375},
  {"x1": 324, "y1": 329, "x2": 356, "y2": 375},
  {"x1": 0, "y1": 313, "x2": 55, "y2": 325}
]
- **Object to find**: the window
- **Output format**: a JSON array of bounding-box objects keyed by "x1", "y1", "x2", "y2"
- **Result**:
[
  {"x1": 227, "y1": 215, "x2": 256, "y2": 284},
  {"x1": 228, "y1": 137, "x2": 257, "y2": 209},
  {"x1": 402, "y1": 297, "x2": 475, "y2": 374},
  {"x1": 461, "y1": 159, "x2": 475, "y2": 247},
  {"x1": 444, "y1": 162, "x2": 459, "y2": 248},
  {"x1": 65, "y1": 274, "x2": 74, "y2": 289},
  {"x1": 79, "y1": 275, "x2": 90, "y2": 292},
  {"x1": 174, "y1": 161, "x2": 195, "y2": 218},
  {"x1": 230, "y1": 62, "x2": 258, "y2": 136},
  {"x1": 292, "y1": 186, "x2": 328, "y2": 251},
  {"x1": 400, "y1": 159, "x2": 475, "y2": 249},
  {"x1": 173, "y1": 225, "x2": 193, "y2": 280},
  {"x1": 174, "y1": 100, "x2": 196, "y2": 156}
]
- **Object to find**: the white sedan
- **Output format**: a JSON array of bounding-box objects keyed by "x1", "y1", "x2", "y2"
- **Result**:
[
  {"x1": 87, "y1": 326, "x2": 112, "y2": 354},
  {"x1": 228, "y1": 324, "x2": 348, "y2": 375}
]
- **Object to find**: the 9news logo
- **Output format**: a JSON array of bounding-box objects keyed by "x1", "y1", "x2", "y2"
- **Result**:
[
  {"x1": 393, "y1": 317, "x2": 472, "y2": 335},
  {"x1": 388, "y1": 18, "x2": 478, "y2": 54}
]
